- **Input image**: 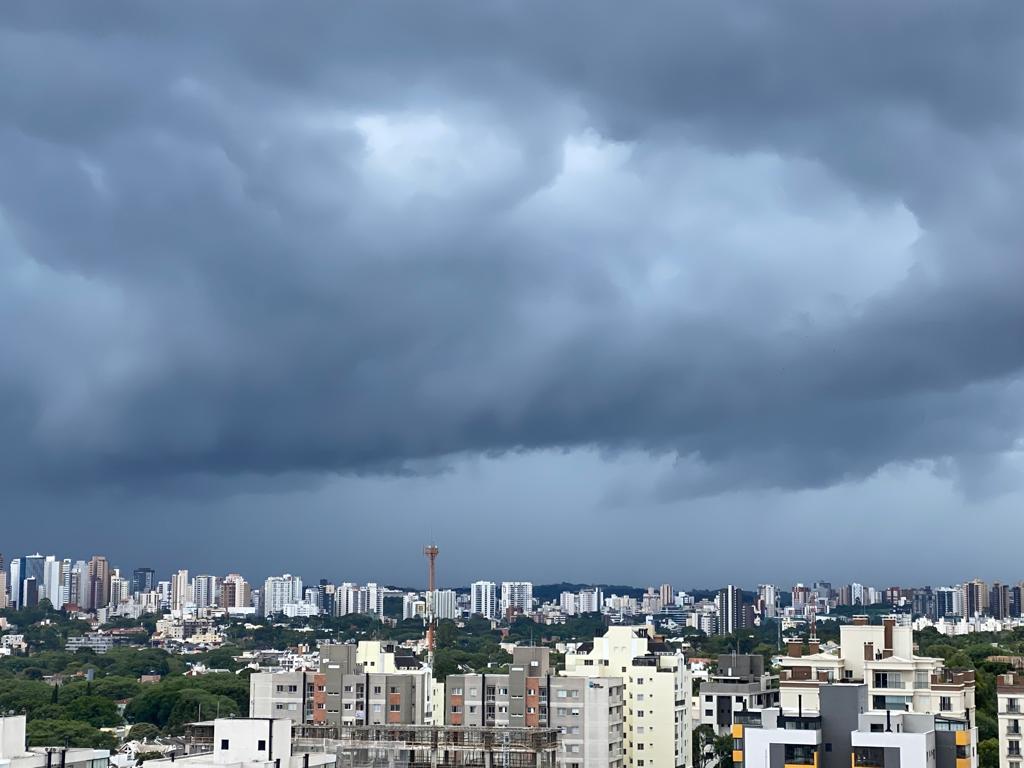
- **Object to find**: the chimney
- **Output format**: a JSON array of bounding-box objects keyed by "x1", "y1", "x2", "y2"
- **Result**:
[
  {"x1": 883, "y1": 618, "x2": 894, "y2": 653},
  {"x1": 787, "y1": 640, "x2": 804, "y2": 658},
  {"x1": 864, "y1": 642, "x2": 874, "y2": 661},
  {"x1": 853, "y1": 615, "x2": 869, "y2": 626},
  {"x1": 808, "y1": 640, "x2": 820, "y2": 655}
]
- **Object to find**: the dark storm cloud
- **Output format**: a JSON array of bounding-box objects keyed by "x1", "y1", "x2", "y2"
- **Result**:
[{"x1": 1, "y1": 0, "x2": 1023, "y2": 509}]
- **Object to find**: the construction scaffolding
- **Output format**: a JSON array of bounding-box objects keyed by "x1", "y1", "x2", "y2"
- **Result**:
[{"x1": 293, "y1": 725, "x2": 558, "y2": 768}]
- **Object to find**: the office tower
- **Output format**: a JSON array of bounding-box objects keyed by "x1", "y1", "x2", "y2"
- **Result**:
[
  {"x1": 21, "y1": 577, "x2": 39, "y2": 608},
  {"x1": 963, "y1": 579, "x2": 988, "y2": 617},
  {"x1": 220, "y1": 573, "x2": 251, "y2": 609},
  {"x1": 935, "y1": 586, "x2": 958, "y2": 618},
  {"x1": 8, "y1": 558, "x2": 20, "y2": 609},
  {"x1": 992, "y1": 582, "x2": 1011, "y2": 620},
  {"x1": 470, "y1": 581, "x2": 498, "y2": 619},
  {"x1": 67, "y1": 560, "x2": 87, "y2": 608},
  {"x1": 0, "y1": 559, "x2": 6, "y2": 610},
  {"x1": 1012, "y1": 585, "x2": 1024, "y2": 619},
  {"x1": 86, "y1": 556, "x2": 110, "y2": 612},
  {"x1": 500, "y1": 582, "x2": 533, "y2": 617},
  {"x1": 132, "y1": 568, "x2": 156, "y2": 596},
  {"x1": 316, "y1": 579, "x2": 335, "y2": 615},
  {"x1": 565, "y1": 625, "x2": 692, "y2": 768},
  {"x1": 171, "y1": 569, "x2": 191, "y2": 611},
  {"x1": 191, "y1": 574, "x2": 219, "y2": 608},
  {"x1": 717, "y1": 585, "x2": 743, "y2": 635},
  {"x1": 262, "y1": 574, "x2": 303, "y2": 616}
]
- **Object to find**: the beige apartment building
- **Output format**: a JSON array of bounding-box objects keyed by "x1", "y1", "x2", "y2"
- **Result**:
[
  {"x1": 250, "y1": 640, "x2": 433, "y2": 726},
  {"x1": 563, "y1": 625, "x2": 692, "y2": 768},
  {"x1": 444, "y1": 646, "x2": 624, "y2": 768},
  {"x1": 998, "y1": 673, "x2": 1024, "y2": 768}
]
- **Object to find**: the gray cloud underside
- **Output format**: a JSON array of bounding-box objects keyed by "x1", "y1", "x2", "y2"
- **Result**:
[{"x1": 2, "y1": 1, "x2": 1023, "y2": 499}]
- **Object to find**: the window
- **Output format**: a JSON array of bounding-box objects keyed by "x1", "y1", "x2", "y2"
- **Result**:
[
  {"x1": 704, "y1": 710, "x2": 713, "y2": 717},
  {"x1": 558, "y1": 690, "x2": 568, "y2": 698},
  {"x1": 389, "y1": 686, "x2": 399, "y2": 694},
  {"x1": 276, "y1": 685, "x2": 284, "y2": 692},
  {"x1": 373, "y1": 686, "x2": 382, "y2": 694},
  {"x1": 528, "y1": 688, "x2": 536, "y2": 696},
  {"x1": 637, "y1": 744, "x2": 645, "y2": 751},
  {"x1": 389, "y1": 704, "x2": 401, "y2": 712},
  {"x1": 469, "y1": 706, "x2": 477, "y2": 714},
  {"x1": 528, "y1": 707, "x2": 536, "y2": 714},
  {"x1": 344, "y1": 703, "x2": 353, "y2": 710},
  {"x1": 257, "y1": 741, "x2": 266, "y2": 751},
  {"x1": 452, "y1": 687, "x2": 463, "y2": 695},
  {"x1": 372, "y1": 704, "x2": 382, "y2": 713},
  {"x1": 287, "y1": 685, "x2": 298, "y2": 693},
  {"x1": 470, "y1": 688, "x2": 478, "y2": 696},
  {"x1": 784, "y1": 745, "x2": 816, "y2": 766},
  {"x1": 637, "y1": 694, "x2": 645, "y2": 702},
  {"x1": 940, "y1": 697, "x2": 952, "y2": 712},
  {"x1": 451, "y1": 705, "x2": 463, "y2": 713},
  {"x1": 637, "y1": 710, "x2": 644, "y2": 717},
  {"x1": 705, "y1": 695, "x2": 713, "y2": 703},
  {"x1": 220, "y1": 740, "x2": 230, "y2": 750},
  {"x1": 344, "y1": 685, "x2": 353, "y2": 692},
  {"x1": 637, "y1": 678, "x2": 644, "y2": 685}
]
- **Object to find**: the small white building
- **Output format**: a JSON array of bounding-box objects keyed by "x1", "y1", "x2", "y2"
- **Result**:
[{"x1": 146, "y1": 719, "x2": 334, "y2": 768}]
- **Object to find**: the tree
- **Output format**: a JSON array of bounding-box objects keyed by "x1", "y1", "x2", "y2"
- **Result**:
[
  {"x1": 26, "y1": 719, "x2": 118, "y2": 750},
  {"x1": 693, "y1": 725, "x2": 717, "y2": 768},
  {"x1": 65, "y1": 695, "x2": 123, "y2": 728},
  {"x1": 979, "y1": 738, "x2": 999, "y2": 768},
  {"x1": 128, "y1": 723, "x2": 162, "y2": 742}
]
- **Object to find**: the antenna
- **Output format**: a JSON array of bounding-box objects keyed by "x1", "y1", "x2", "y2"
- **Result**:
[{"x1": 423, "y1": 544, "x2": 440, "y2": 662}]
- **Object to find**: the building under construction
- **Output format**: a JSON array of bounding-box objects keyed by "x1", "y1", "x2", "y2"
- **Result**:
[{"x1": 293, "y1": 724, "x2": 558, "y2": 768}]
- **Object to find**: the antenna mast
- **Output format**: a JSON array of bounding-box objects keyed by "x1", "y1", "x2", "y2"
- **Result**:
[{"x1": 424, "y1": 544, "x2": 440, "y2": 661}]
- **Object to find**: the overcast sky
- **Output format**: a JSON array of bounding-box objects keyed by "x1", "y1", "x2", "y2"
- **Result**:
[{"x1": 2, "y1": 3, "x2": 1023, "y2": 590}]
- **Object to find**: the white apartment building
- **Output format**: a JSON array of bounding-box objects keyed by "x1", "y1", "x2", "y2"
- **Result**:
[
  {"x1": 471, "y1": 581, "x2": 498, "y2": 619},
  {"x1": 109, "y1": 571, "x2": 131, "y2": 608},
  {"x1": 561, "y1": 592, "x2": 579, "y2": 616},
  {"x1": 564, "y1": 625, "x2": 691, "y2": 768},
  {"x1": 578, "y1": 588, "x2": 603, "y2": 614},
  {"x1": 429, "y1": 589, "x2": 459, "y2": 620},
  {"x1": 262, "y1": 574, "x2": 303, "y2": 616},
  {"x1": 998, "y1": 673, "x2": 1024, "y2": 768},
  {"x1": 146, "y1": 718, "x2": 334, "y2": 768},
  {"x1": 171, "y1": 569, "x2": 191, "y2": 611},
  {"x1": 502, "y1": 582, "x2": 534, "y2": 617},
  {"x1": 334, "y1": 582, "x2": 384, "y2": 617},
  {"x1": 192, "y1": 575, "x2": 220, "y2": 608}
]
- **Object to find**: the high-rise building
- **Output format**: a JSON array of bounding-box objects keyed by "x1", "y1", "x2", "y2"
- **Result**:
[
  {"x1": 191, "y1": 574, "x2": 219, "y2": 608},
  {"x1": 935, "y1": 586, "x2": 959, "y2": 618},
  {"x1": 220, "y1": 574, "x2": 251, "y2": 609},
  {"x1": 86, "y1": 556, "x2": 111, "y2": 612},
  {"x1": 564, "y1": 625, "x2": 691, "y2": 768},
  {"x1": 0, "y1": 557, "x2": 6, "y2": 611},
  {"x1": 717, "y1": 585, "x2": 743, "y2": 635},
  {"x1": 109, "y1": 570, "x2": 130, "y2": 608},
  {"x1": 659, "y1": 583, "x2": 673, "y2": 606},
  {"x1": 963, "y1": 579, "x2": 988, "y2": 618},
  {"x1": 428, "y1": 589, "x2": 458, "y2": 620},
  {"x1": 501, "y1": 581, "x2": 533, "y2": 617},
  {"x1": 757, "y1": 584, "x2": 778, "y2": 618},
  {"x1": 992, "y1": 582, "x2": 1011, "y2": 620},
  {"x1": 470, "y1": 581, "x2": 498, "y2": 619},
  {"x1": 578, "y1": 587, "x2": 602, "y2": 614},
  {"x1": 43, "y1": 556, "x2": 62, "y2": 607},
  {"x1": 698, "y1": 654, "x2": 778, "y2": 734},
  {"x1": 8, "y1": 558, "x2": 20, "y2": 609},
  {"x1": 132, "y1": 568, "x2": 156, "y2": 596},
  {"x1": 171, "y1": 569, "x2": 191, "y2": 611},
  {"x1": 262, "y1": 574, "x2": 303, "y2": 616}
]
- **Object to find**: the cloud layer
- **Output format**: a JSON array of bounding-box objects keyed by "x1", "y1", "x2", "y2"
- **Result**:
[{"x1": 2, "y1": 3, "x2": 1023, "y2": 580}]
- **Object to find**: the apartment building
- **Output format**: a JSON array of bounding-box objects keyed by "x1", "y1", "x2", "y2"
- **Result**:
[
  {"x1": 734, "y1": 682, "x2": 976, "y2": 768},
  {"x1": 249, "y1": 640, "x2": 432, "y2": 726},
  {"x1": 444, "y1": 646, "x2": 624, "y2": 768},
  {"x1": 564, "y1": 625, "x2": 691, "y2": 768},
  {"x1": 502, "y1": 582, "x2": 534, "y2": 617},
  {"x1": 777, "y1": 617, "x2": 976, "y2": 723},
  {"x1": 471, "y1": 581, "x2": 498, "y2": 620},
  {"x1": 698, "y1": 654, "x2": 778, "y2": 734},
  {"x1": 997, "y1": 673, "x2": 1024, "y2": 768}
]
